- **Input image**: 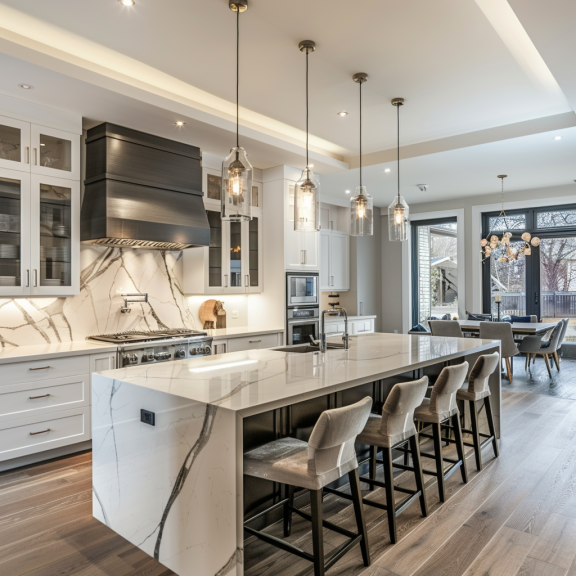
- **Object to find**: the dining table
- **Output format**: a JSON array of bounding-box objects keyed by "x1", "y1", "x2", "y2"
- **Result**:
[{"x1": 458, "y1": 320, "x2": 557, "y2": 336}]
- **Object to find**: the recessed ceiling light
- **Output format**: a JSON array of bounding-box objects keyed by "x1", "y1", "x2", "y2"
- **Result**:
[
  {"x1": 384, "y1": 168, "x2": 391, "y2": 173},
  {"x1": 118, "y1": 0, "x2": 135, "y2": 5},
  {"x1": 337, "y1": 111, "x2": 348, "y2": 117},
  {"x1": 18, "y1": 84, "x2": 34, "y2": 90},
  {"x1": 175, "y1": 121, "x2": 185, "y2": 127},
  {"x1": 554, "y1": 135, "x2": 563, "y2": 140},
  {"x1": 345, "y1": 189, "x2": 351, "y2": 194}
]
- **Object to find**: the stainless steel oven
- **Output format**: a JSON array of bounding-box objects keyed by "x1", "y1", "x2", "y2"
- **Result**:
[
  {"x1": 287, "y1": 308, "x2": 319, "y2": 345},
  {"x1": 286, "y1": 272, "x2": 319, "y2": 308}
]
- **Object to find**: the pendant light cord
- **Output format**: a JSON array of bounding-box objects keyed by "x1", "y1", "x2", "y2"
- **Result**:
[
  {"x1": 397, "y1": 102, "x2": 400, "y2": 202},
  {"x1": 236, "y1": 10, "x2": 240, "y2": 149},
  {"x1": 306, "y1": 49, "x2": 309, "y2": 169},
  {"x1": 359, "y1": 80, "x2": 362, "y2": 188}
]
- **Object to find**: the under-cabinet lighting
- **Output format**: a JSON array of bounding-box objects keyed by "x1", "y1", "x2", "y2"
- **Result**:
[
  {"x1": 189, "y1": 359, "x2": 258, "y2": 373},
  {"x1": 345, "y1": 190, "x2": 351, "y2": 194},
  {"x1": 554, "y1": 135, "x2": 563, "y2": 140}
]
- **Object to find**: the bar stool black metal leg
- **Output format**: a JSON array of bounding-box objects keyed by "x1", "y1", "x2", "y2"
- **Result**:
[
  {"x1": 309, "y1": 489, "x2": 325, "y2": 576},
  {"x1": 348, "y1": 469, "x2": 371, "y2": 567},
  {"x1": 409, "y1": 435, "x2": 428, "y2": 517},
  {"x1": 284, "y1": 484, "x2": 295, "y2": 537},
  {"x1": 485, "y1": 396, "x2": 499, "y2": 458},
  {"x1": 469, "y1": 400, "x2": 483, "y2": 471},
  {"x1": 368, "y1": 445, "x2": 377, "y2": 492},
  {"x1": 432, "y1": 423, "x2": 446, "y2": 502},
  {"x1": 382, "y1": 447, "x2": 397, "y2": 543},
  {"x1": 452, "y1": 413, "x2": 469, "y2": 483}
]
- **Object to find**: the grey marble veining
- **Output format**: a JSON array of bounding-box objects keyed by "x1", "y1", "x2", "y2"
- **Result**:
[{"x1": 0, "y1": 246, "x2": 196, "y2": 348}]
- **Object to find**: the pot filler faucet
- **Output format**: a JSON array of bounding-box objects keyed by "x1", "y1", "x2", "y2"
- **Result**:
[
  {"x1": 121, "y1": 293, "x2": 149, "y2": 314},
  {"x1": 312, "y1": 307, "x2": 350, "y2": 353}
]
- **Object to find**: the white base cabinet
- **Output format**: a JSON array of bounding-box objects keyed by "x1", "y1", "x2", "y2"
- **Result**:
[
  {"x1": 324, "y1": 317, "x2": 375, "y2": 335},
  {"x1": 212, "y1": 331, "x2": 284, "y2": 355},
  {"x1": 320, "y1": 230, "x2": 349, "y2": 291}
]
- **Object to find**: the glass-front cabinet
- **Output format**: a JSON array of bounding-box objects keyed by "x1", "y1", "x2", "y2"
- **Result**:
[
  {"x1": 0, "y1": 116, "x2": 31, "y2": 171},
  {"x1": 0, "y1": 168, "x2": 79, "y2": 297}
]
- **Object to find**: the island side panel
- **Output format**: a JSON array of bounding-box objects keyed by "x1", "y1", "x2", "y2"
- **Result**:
[{"x1": 92, "y1": 374, "x2": 240, "y2": 576}]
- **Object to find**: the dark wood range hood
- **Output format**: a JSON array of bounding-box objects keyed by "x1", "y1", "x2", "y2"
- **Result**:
[{"x1": 81, "y1": 123, "x2": 210, "y2": 250}]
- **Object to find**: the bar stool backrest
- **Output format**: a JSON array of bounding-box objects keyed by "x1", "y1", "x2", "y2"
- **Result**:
[
  {"x1": 380, "y1": 376, "x2": 429, "y2": 439},
  {"x1": 308, "y1": 396, "x2": 373, "y2": 476},
  {"x1": 429, "y1": 320, "x2": 464, "y2": 337},
  {"x1": 479, "y1": 322, "x2": 516, "y2": 358},
  {"x1": 430, "y1": 362, "x2": 469, "y2": 417},
  {"x1": 466, "y1": 352, "x2": 500, "y2": 396}
]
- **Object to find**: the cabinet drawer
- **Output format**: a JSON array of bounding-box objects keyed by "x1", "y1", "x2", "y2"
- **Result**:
[
  {"x1": 226, "y1": 333, "x2": 280, "y2": 352},
  {"x1": 0, "y1": 355, "x2": 90, "y2": 386},
  {"x1": 0, "y1": 374, "x2": 89, "y2": 424},
  {"x1": 355, "y1": 320, "x2": 374, "y2": 334},
  {"x1": 0, "y1": 407, "x2": 91, "y2": 462},
  {"x1": 325, "y1": 322, "x2": 345, "y2": 334}
]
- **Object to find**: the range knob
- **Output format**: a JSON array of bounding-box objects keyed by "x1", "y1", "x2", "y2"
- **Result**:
[
  {"x1": 141, "y1": 354, "x2": 154, "y2": 363},
  {"x1": 202, "y1": 346, "x2": 212, "y2": 355},
  {"x1": 190, "y1": 348, "x2": 198, "y2": 355},
  {"x1": 175, "y1": 349, "x2": 186, "y2": 359},
  {"x1": 123, "y1": 354, "x2": 138, "y2": 367},
  {"x1": 154, "y1": 351, "x2": 172, "y2": 361}
]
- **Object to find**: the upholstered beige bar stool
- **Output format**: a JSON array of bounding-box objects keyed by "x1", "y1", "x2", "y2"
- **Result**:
[
  {"x1": 456, "y1": 352, "x2": 500, "y2": 471},
  {"x1": 243, "y1": 397, "x2": 373, "y2": 576},
  {"x1": 414, "y1": 362, "x2": 469, "y2": 502},
  {"x1": 342, "y1": 377, "x2": 429, "y2": 544}
]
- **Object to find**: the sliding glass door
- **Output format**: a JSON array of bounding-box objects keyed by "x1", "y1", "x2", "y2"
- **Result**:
[{"x1": 411, "y1": 218, "x2": 458, "y2": 327}]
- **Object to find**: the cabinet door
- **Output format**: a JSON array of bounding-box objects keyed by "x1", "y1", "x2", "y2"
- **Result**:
[
  {"x1": 0, "y1": 170, "x2": 31, "y2": 296},
  {"x1": 319, "y1": 231, "x2": 331, "y2": 290},
  {"x1": 225, "y1": 220, "x2": 246, "y2": 293},
  {"x1": 0, "y1": 115, "x2": 31, "y2": 171},
  {"x1": 330, "y1": 232, "x2": 349, "y2": 290},
  {"x1": 245, "y1": 214, "x2": 262, "y2": 293},
  {"x1": 30, "y1": 175, "x2": 79, "y2": 296},
  {"x1": 285, "y1": 183, "x2": 303, "y2": 270},
  {"x1": 206, "y1": 209, "x2": 225, "y2": 293},
  {"x1": 31, "y1": 125, "x2": 80, "y2": 181}
]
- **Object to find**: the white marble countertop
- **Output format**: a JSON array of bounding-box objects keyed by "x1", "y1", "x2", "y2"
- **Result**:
[
  {"x1": 0, "y1": 340, "x2": 118, "y2": 364},
  {"x1": 205, "y1": 326, "x2": 284, "y2": 339},
  {"x1": 95, "y1": 333, "x2": 499, "y2": 417}
]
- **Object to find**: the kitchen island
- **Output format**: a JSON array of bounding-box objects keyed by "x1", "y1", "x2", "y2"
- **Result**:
[{"x1": 91, "y1": 333, "x2": 500, "y2": 576}]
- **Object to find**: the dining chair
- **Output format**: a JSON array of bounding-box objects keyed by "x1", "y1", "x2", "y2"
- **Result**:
[
  {"x1": 479, "y1": 322, "x2": 518, "y2": 382},
  {"x1": 429, "y1": 320, "x2": 464, "y2": 338},
  {"x1": 519, "y1": 320, "x2": 565, "y2": 378}
]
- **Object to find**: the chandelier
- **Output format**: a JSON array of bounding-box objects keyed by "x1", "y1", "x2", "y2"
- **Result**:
[{"x1": 480, "y1": 175, "x2": 540, "y2": 262}]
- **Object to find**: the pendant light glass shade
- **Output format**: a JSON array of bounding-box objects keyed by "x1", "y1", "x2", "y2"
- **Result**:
[
  {"x1": 295, "y1": 168, "x2": 320, "y2": 231},
  {"x1": 388, "y1": 195, "x2": 409, "y2": 241},
  {"x1": 222, "y1": 0, "x2": 252, "y2": 222},
  {"x1": 222, "y1": 146, "x2": 253, "y2": 221},
  {"x1": 350, "y1": 72, "x2": 373, "y2": 237},
  {"x1": 350, "y1": 186, "x2": 373, "y2": 236}
]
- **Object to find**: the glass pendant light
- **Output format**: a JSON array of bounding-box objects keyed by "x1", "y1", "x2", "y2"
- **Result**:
[
  {"x1": 388, "y1": 98, "x2": 409, "y2": 241},
  {"x1": 294, "y1": 40, "x2": 320, "y2": 232},
  {"x1": 222, "y1": 0, "x2": 252, "y2": 222},
  {"x1": 350, "y1": 73, "x2": 373, "y2": 236}
]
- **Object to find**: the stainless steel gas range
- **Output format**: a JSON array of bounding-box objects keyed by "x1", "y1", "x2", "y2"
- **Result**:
[{"x1": 88, "y1": 329, "x2": 213, "y2": 367}]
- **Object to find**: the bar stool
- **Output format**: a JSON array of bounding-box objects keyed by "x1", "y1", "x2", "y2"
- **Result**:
[
  {"x1": 457, "y1": 352, "x2": 500, "y2": 471},
  {"x1": 340, "y1": 377, "x2": 429, "y2": 544},
  {"x1": 243, "y1": 397, "x2": 373, "y2": 576},
  {"x1": 415, "y1": 362, "x2": 469, "y2": 502}
]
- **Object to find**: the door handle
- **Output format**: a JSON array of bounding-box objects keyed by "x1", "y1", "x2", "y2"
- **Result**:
[
  {"x1": 30, "y1": 428, "x2": 50, "y2": 436},
  {"x1": 300, "y1": 250, "x2": 304, "y2": 265},
  {"x1": 304, "y1": 250, "x2": 307, "y2": 265},
  {"x1": 29, "y1": 366, "x2": 51, "y2": 371},
  {"x1": 26, "y1": 269, "x2": 30, "y2": 287},
  {"x1": 534, "y1": 291, "x2": 539, "y2": 305},
  {"x1": 249, "y1": 340, "x2": 261, "y2": 344},
  {"x1": 33, "y1": 148, "x2": 37, "y2": 165},
  {"x1": 245, "y1": 274, "x2": 249, "y2": 287},
  {"x1": 29, "y1": 394, "x2": 51, "y2": 400},
  {"x1": 224, "y1": 274, "x2": 228, "y2": 288},
  {"x1": 25, "y1": 147, "x2": 30, "y2": 164},
  {"x1": 34, "y1": 269, "x2": 38, "y2": 287}
]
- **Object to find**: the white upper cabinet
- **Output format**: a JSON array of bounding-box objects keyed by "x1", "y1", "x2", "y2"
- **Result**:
[
  {"x1": 285, "y1": 183, "x2": 319, "y2": 272},
  {"x1": 31, "y1": 125, "x2": 80, "y2": 181},
  {"x1": 0, "y1": 116, "x2": 31, "y2": 171},
  {"x1": 319, "y1": 203, "x2": 350, "y2": 291}
]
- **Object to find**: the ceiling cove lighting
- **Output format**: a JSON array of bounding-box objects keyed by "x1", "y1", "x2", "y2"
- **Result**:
[
  {"x1": 479, "y1": 175, "x2": 540, "y2": 262},
  {"x1": 222, "y1": 0, "x2": 253, "y2": 222},
  {"x1": 18, "y1": 84, "x2": 34, "y2": 90},
  {"x1": 345, "y1": 190, "x2": 351, "y2": 194},
  {"x1": 388, "y1": 98, "x2": 409, "y2": 242},
  {"x1": 384, "y1": 168, "x2": 391, "y2": 173},
  {"x1": 350, "y1": 73, "x2": 373, "y2": 237},
  {"x1": 294, "y1": 40, "x2": 320, "y2": 232}
]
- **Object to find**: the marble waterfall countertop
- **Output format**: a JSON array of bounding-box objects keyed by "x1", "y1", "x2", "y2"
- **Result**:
[
  {"x1": 94, "y1": 332, "x2": 499, "y2": 417},
  {"x1": 92, "y1": 332, "x2": 501, "y2": 576},
  {"x1": 0, "y1": 339, "x2": 117, "y2": 364}
]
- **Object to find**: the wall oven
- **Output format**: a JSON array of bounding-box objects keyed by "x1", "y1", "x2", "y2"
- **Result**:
[
  {"x1": 286, "y1": 272, "x2": 319, "y2": 308},
  {"x1": 287, "y1": 308, "x2": 319, "y2": 346}
]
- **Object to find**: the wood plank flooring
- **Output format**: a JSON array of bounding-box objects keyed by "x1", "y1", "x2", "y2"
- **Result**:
[{"x1": 2, "y1": 363, "x2": 576, "y2": 576}]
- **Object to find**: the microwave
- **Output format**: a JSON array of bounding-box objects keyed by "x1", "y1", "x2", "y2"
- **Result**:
[{"x1": 286, "y1": 273, "x2": 319, "y2": 308}]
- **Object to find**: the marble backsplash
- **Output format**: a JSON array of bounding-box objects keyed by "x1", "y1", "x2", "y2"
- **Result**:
[{"x1": 0, "y1": 247, "x2": 197, "y2": 348}]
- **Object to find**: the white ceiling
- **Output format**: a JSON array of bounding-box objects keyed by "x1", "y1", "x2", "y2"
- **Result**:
[{"x1": 0, "y1": 0, "x2": 573, "y2": 205}]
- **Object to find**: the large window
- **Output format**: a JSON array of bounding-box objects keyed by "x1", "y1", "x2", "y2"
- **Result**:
[
  {"x1": 412, "y1": 218, "x2": 458, "y2": 327},
  {"x1": 482, "y1": 204, "x2": 576, "y2": 341}
]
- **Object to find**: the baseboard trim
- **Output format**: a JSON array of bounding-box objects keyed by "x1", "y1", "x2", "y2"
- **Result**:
[{"x1": 0, "y1": 441, "x2": 92, "y2": 473}]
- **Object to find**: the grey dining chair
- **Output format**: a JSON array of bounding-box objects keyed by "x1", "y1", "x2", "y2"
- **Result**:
[
  {"x1": 429, "y1": 320, "x2": 464, "y2": 338},
  {"x1": 519, "y1": 320, "x2": 565, "y2": 378},
  {"x1": 353, "y1": 377, "x2": 429, "y2": 544},
  {"x1": 243, "y1": 397, "x2": 373, "y2": 576},
  {"x1": 479, "y1": 322, "x2": 518, "y2": 382}
]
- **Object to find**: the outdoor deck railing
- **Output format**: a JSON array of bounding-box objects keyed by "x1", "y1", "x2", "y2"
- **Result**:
[{"x1": 493, "y1": 291, "x2": 576, "y2": 318}]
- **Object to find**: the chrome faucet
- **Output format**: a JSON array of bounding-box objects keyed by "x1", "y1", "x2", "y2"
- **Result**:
[
  {"x1": 315, "y1": 307, "x2": 349, "y2": 353},
  {"x1": 120, "y1": 292, "x2": 148, "y2": 314}
]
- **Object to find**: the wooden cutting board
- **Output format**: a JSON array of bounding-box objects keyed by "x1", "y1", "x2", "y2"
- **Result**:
[{"x1": 199, "y1": 299, "x2": 226, "y2": 329}]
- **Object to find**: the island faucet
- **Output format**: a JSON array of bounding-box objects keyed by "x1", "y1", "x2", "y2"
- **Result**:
[{"x1": 315, "y1": 307, "x2": 349, "y2": 353}]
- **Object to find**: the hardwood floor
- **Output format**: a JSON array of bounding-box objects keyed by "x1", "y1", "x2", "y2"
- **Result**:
[{"x1": 2, "y1": 366, "x2": 576, "y2": 576}]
